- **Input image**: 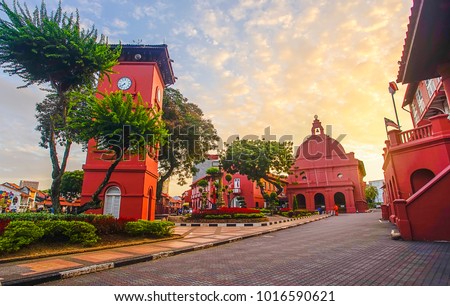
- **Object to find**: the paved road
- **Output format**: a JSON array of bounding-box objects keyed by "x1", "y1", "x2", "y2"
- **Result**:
[{"x1": 41, "y1": 212, "x2": 450, "y2": 286}]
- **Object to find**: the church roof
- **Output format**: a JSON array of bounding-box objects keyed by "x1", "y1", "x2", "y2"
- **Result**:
[{"x1": 295, "y1": 116, "x2": 347, "y2": 160}]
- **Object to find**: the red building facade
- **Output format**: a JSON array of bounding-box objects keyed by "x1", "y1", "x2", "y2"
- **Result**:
[
  {"x1": 382, "y1": 0, "x2": 450, "y2": 241},
  {"x1": 188, "y1": 156, "x2": 286, "y2": 210},
  {"x1": 286, "y1": 116, "x2": 367, "y2": 213},
  {"x1": 80, "y1": 45, "x2": 175, "y2": 220}
]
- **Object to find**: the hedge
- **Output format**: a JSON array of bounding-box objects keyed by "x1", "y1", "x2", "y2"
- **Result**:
[
  {"x1": 0, "y1": 220, "x2": 100, "y2": 253},
  {"x1": 125, "y1": 220, "x2": 174, "y2": 238},
  {"x1": 0, "y1": 221, "x2": 44, "y2": 253}
]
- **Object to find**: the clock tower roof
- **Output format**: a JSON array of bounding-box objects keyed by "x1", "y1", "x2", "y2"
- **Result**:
[{"x1": 111, "y1": 44, "x2": 176, "y2": 86}]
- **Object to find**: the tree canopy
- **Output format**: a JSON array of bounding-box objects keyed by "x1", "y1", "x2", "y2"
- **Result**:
[
  {"x1": 60, "y1": 170, "x2": 84, "y2": 202},
  {"x1": 72, "y1": 91, "x2": 168, "y2": 211},
  {"x1": 0, "y1": 0, "x2": 119, "y2": 90},
  {"x1": 221, "y1": 139, "x2": 293, "y2": 203},
  {"x1": 365, "y1": 185, "x2": 379, "y2": 204},
  {"x1": 157, "y1": 88, "x2": 219, "y2": 201}
]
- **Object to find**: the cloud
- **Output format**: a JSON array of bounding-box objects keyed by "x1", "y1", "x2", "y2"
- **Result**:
[{"x1": 112, "y1": 18, "x2": 128, "y2": 29}]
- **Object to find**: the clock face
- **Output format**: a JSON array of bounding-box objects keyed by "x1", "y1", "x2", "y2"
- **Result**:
[{"x1": 117, "y1": 77, "x2": 132, "y2": 90}]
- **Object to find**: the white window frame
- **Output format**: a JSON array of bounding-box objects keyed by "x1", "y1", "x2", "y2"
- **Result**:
[{"x1": 104, "y1": 186, "x2": 121, "y2": 219}]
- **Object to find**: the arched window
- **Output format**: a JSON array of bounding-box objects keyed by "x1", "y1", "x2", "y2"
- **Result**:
[
  {"x1": 334, "y1": 192, "x2": 346, "y2": 212},
  {"x1": 104, "y1": 186, "x2": 121, "y2": 219},
  {"x1": 296, "y1": 194, "x2": 307, "y2": 209},
  {"x1": 410, "y1": 169, "x2": 435, "y2": 193},
  {"x1": 314, "y1": 193, "x2": 325, "y2": 210}
]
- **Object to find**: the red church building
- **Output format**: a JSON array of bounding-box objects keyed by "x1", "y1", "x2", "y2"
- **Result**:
[
  {"x1": 382, "y1": 0, "x2": 450, "y2": 241},
  {"x1": 287, "y1": 116, "x2": 367, "y2": 213},
  {"x1": 80, "y1": 44, "x2": 175, "y2": 220}
]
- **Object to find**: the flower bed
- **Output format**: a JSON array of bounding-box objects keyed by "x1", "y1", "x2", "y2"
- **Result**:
[{"x1": 188, "y1": 207, "x2": 268, "y2": 223}]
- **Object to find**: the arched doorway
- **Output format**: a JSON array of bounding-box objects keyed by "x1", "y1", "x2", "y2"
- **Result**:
[
  {"x1": 104, "y1": 186, "x2": 121, "y2": 218},
  {"x1": 410, "y1": 169, "x2": 435, "y2": 193},
  {"x1": 314, "y1": 193, "x2": 325, "y2": 210},
  {"x1": 334, "y1": 192, "x2": 346, "y2": 213},
  {"x1": 295, "y1": 194, "x2": 306, "y2": 209}
]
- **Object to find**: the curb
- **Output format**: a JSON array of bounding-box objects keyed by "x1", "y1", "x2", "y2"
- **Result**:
[
  {"x1": 175, "y1": 215, "x2": 327, "y2": 227},
  {"x1": 0, "y1": 215, "x2": 330, "y2": 286}
]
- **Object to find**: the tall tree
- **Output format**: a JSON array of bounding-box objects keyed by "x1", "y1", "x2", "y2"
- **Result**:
[
  {"x1": 0, "y1": 1, "x2": 120, "y2": 212},
  {"x1": 157, "y1": 88, "x2": 219, "y2": 202},
  {"x1": 60, "y1": 170, "x2": 84, "y2": 202},
  {"x1": 221, "y1": 139, "x2": 293, "y2": 205},
  {"x1": 72, "y1": 92, "x2": 168, "y2": 213},
  {"x1": 365, "y1": 185, "x2": 379, "y2": 204}
]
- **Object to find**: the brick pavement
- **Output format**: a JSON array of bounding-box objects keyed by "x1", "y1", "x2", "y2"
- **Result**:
[
  {"x1": 0, "y1": 214, "x2": 329, "y2": 285},
  {"x1": 38, "y1": 211, "x2": 450, "y2": 286}
]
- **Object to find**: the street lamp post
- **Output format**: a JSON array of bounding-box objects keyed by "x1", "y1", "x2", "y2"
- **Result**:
[
  {"x1": 217, "y1": 160, "x2": 225, "y2": 207},
  {"x1": 389, "y1": 81, "x2": 401, "y2": 129}
]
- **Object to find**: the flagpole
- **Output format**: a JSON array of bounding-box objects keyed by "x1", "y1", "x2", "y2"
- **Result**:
[{"x1": 389, "y1": 82, "x2": 401, "y2": 129}]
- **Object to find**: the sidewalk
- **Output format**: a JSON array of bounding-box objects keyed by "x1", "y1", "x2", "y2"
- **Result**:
[{"x1": 0, "y1": 214, "x2": 330, "y2": 286}]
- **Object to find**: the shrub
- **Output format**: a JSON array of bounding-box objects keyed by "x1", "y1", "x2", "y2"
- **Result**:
[
  {"x1": 64, "y1": 222, "x2": 99, "y2": 246},
  {"x1": 125, "y1": 220, "x2": 174, "y2": 238},
  {"x1": 258, "y1": 208, "x2": 271, "y2": 214},
  {"x1": 233, "y1": 213, "x2": 265, "y2": 219},
  {"x1": 37, "y1": 220, "x2": 72, "y2": 242},
  {"x1": 0, "y1": 221, "x2": 44, "y2": 253},
  {"x1": 204, "y1": 214, "x2": 232, "y2": 219},
  {"x1": 192, "y1": 207, "x2": 261, "y2": 219},
  {"x1": 36, "y1": 220, "x2": 99, "y2": 246}
]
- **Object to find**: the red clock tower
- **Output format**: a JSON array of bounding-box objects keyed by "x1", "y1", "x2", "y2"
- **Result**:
[{"x1": 80, "y1": 44, "x2": 175, "y2": 220}]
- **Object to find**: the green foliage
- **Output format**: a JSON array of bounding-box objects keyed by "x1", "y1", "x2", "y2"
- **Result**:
[
  {"x1": 225, "y1": 174, "x2": 233, "y2": 182},
  {"x1": 63, "y1": 221, "x2": 99, "y2": 246},
  {"x1": 60, "y1": 170, "x2": 84, "y2": 202},
  {"x1": 157, "y1": 88, "x2": 220, "y2": 199},
  {"x1": 204, "y1": 214, "x2": 232, "y2": 219},
  {"x1": 257, "y1": 208, "x2": 271, "y2": 214},
  {"x1": 280, "y1": 209, "x2": 317, "y2": 218},
  {"x1": 233, "y1": 213, "x2": 265, "y2": 219},
  {"x1": 365, "y1": 185, "x2": 379, "y2": 204},
  {"x1": 197, "y1": 179, "x2": 209, "y2": 188},
  {"x1": 206, "y1": 167, "x2": 221, "y2": 177},
  {"x1": 0, "y1": 0, "x2": 120, "y2": 89},
  {"x1": 125, "y1": 220, "x2": 174, "y2": 238},
  {"x1": 74, "y1": 92, "x2": 168, "y2": 155},
  {"x1": 293, "y1": 196, "x2": 299, "y2": 210},
  {"x1": 0, "y1": 221, "x2": 44, "y2": 253},
  {"x1": 0, "y1": 212, "x2": 104, "y2": 222},
  {"x1": 221, "y1": 139, "x2": 293, "y2": 201}
]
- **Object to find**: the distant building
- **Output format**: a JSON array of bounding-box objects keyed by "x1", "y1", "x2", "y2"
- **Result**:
[
  {"x1": 286, "y1": 116, "x2": 367, "y2": 213},
  {"x1": 367, "y1": 180, "x2": 384, "y2": 204},
  {"x1": 19, "y1": 180, "x2": 39, "y2": 190},
  {"x1": 0, "y1": 183, "x2": 29, "y2": 212}
]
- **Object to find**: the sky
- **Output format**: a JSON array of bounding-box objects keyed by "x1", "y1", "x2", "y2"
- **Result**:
[{"x1": 0, "y1": 0, "x2": 414, "y2": 196}]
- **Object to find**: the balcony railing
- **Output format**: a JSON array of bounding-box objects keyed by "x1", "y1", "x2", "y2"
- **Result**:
[{"x1": 399, "y1": 124, "x2": 432, "y2": 144}]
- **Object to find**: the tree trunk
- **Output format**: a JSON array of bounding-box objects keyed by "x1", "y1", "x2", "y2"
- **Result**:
[
  {"x1": 77, "y1": 156, "x2": 121, "y2": 214},
  {"x1": 156, "y1": 163, "x2": 175, "y2": 204}
]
